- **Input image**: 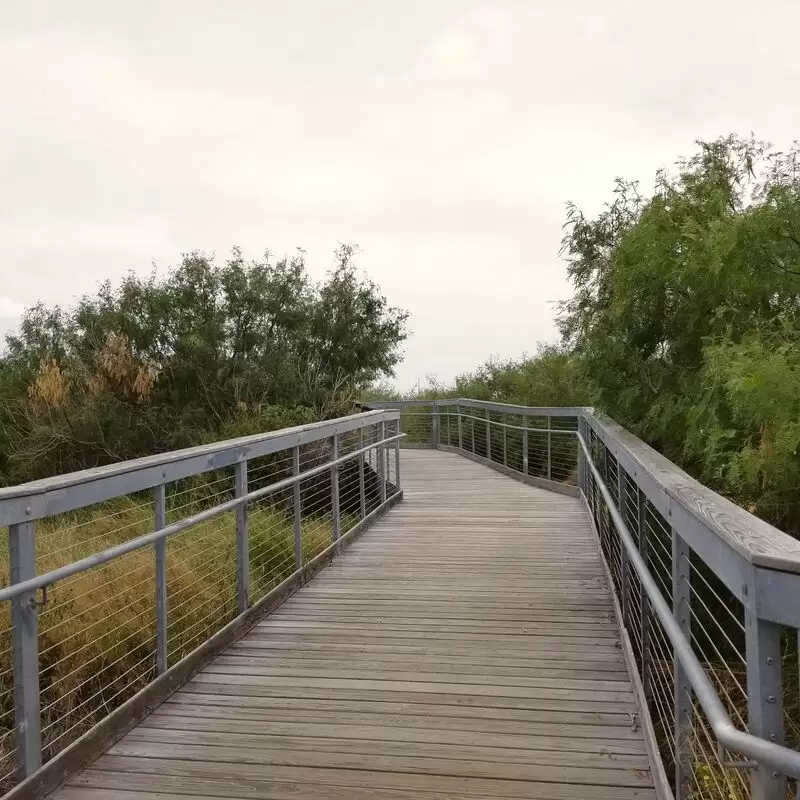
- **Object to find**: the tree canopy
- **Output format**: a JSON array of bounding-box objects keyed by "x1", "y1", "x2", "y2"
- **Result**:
[
  {"x1": 558, "y1": 135, "x2": 800, "y2": 532},
  {"x1": 0, "y1": 244, "x2": 408, "y2": 483},
  {"x1": 373, "y1": 136, "x2": 800, "y2": 535}
]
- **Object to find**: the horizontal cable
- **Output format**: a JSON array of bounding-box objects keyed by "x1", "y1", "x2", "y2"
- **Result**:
[
  {"x1": 578, "y1": 432, "x2": 800, "y2": 778},
  {"x1": 0, "y1": 431, "x2": 404, "y2": 602}
]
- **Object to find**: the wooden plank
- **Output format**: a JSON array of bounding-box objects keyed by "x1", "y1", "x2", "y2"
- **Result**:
[
  {"x1": 84, "y1": 755, "x2": 656, "y2": 797},
  {"x1": 124, "y1": 729, "x2": 650, "y2": 767},
  {"x1": 105, "y1": 739, "x2": 653, "y2": 785},
  {"x1": 66, "y1": 767, "x2": 657, "y2": 800},
  {"x1": 219, "y1": 653, "x2": 630, "y2": 676},
  {"x1": 50, "y1": 449, "x2": 655, "y2": 800},
  {"x1": 166, "y1": 692, "x2": 635, "y2": 726},
  {"x1": 182, "y1": 678, "x2": 637, "y2": 713},
  {"x1": 138, "y1": 714, "x2": 646, "y2": 751},
  {"x1": 156, "y1": 700, "x2": 640, "y2": 737},
  {"x1": 201, "y1": 662, "x2": 633, "y2": 692},
  {"x1": 227, "y1": 640, "x2": 629, "y2": 666}
]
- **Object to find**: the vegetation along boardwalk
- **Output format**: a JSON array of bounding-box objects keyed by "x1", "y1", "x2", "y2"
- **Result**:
[{"x1": 54, "y1": 449, "x2": 656, "y2": 800}]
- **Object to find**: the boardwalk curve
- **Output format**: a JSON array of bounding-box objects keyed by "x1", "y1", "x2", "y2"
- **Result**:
[{"x1": 53, "y1": 450, "x2": 656, "y2": 800}]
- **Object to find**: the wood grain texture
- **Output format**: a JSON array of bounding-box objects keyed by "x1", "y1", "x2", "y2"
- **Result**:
[{"x1": 51, "y1": 449, "x2": 656, "y2": 800}]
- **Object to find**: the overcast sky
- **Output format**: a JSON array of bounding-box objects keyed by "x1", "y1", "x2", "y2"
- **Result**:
[{"x1": 2, "y1": 1, "x2": 798, "y2": 388}]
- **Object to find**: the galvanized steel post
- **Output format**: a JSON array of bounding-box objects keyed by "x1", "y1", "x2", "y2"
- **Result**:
[
  {"x1": 576, "y1": 417, "x2": 583, "y2": 493},
  {"x1": 378, "y1": 420, "x2": 387, "y2": 504},
  {"x1": 293, "y1": 445, "x2": 303, "y2": 569},
  {"x1": 485, "y1": 409, "x2": 491, "y2": 461},
  {"x1": 330, "y1": 434, "x2": 341, "y2": 543},
  {"x1": 745, "y1": 609, "x2": 786, "y2": 800},
  {"x1": 617, "y1": 462, "x2": 630, "y2": 630},
  {"x1": 672, "y1": 529, "x2": 692, "y2": 799},
  {"x1": 546, "y1": 415, "x2": 552, "y2": 481},
  {"x1": 154, "y1": 485, "x2": 168, "y2": 674},
  {"x1": 457, "y1": 409, "x2": 463, "y2": 451},
  {"x1": 637, "y1": 487, "x2": 651, "y2": 705},
  {"x1": 394, "y1": 424, "x2": 401, "y2": 493},
  {"x1": 523, "y1": 416, "x2": 529, "y2": 475},
  {"x1": 357, "y1": 430, "x2": 366, "y2": 520},
  {"x1": 471, "y1": 413, "x2": 475, "y2": 453},
  {"x1": 9, "y1": 520, "x2": 41, "y2": 777},
  {"x1": 503, "y1": 415, "x2": 507, "y2": 467},
  {"x1": 235, "y1": 460, "x2": 249, "y2": 612}
]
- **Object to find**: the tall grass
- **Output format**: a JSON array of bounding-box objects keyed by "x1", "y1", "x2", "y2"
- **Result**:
[{"x1": 0, "y1": 491, "x2": 344, "y2": 788}]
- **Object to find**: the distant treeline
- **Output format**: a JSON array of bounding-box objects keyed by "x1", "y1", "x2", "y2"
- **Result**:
[
  {"x1": 371, "y1": 136, "x2": 800, "y2": 535},
  {"x1": 0, "y1": 244, "x2": 408, "y2": 484}
]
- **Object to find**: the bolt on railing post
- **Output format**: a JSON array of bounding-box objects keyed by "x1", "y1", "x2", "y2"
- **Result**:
[
  {"x1": 523, "y1": 415, "x2": 529, "y2": 475},
  {"x1": 745, "y1": 608, "x2": 786, "y2": 800},
  {"x1": 503, "y1": 416, "x2": 508, "y2": 467},
  {"x1": 431, "y1": 402, "x2": 439, "y2": 446},
  {"x1": 235, "y1": 460, "x2": 249, "y2": 613},
  {"x1": 9, "y1": 520, "x2": 41, "y2": 778},
  {"x1": 446, "y1": 406, "x2": 451, "y2": 447},
  {"x1": 330, "y1": 434, "x2": 341, "y2": 543},
  {"x1": 672, "y1": 529, "x2": 692, "y2": 799},
  {"x1": 616, "y1": 463, "x2": 630, "y2": 630},
  {"x1": 357, "y1": 430, "x2": 366, "y2": 520},
  {"x1": 293, "y1": 445, "x2": 303, "y2": 569},
  {"x1": 576, "y1": 417, "x2": 584, "y2": 494},
  {"x1": 485, "y1": 410, "x2": 491, "y2": 461},
  {"x1": 378, "y1": 420, "x2": 387, "y2": 505},
  {"x1": 547, "y1": 415, "x2": 552, "y2": 481},
  {"x1": 457, "y1": 409, "x2": 463, "y2": 450},
  {"x1": 154, "y1": 485, "x2": 168, "y2": 675},
  {"x1": 637, "y1": 488, "x2": 651, "y2": 705}
]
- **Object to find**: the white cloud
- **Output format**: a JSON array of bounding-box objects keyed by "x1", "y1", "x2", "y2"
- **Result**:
[
  {"x1": 427, "y1": 29, "x2": 481, "y2": 77},
  {"x1": 0, "y1": 298, "x2": 25, "y2": 318},
  {"x1": 1, "y1": 0, "x2": 799, "y2": 388}
]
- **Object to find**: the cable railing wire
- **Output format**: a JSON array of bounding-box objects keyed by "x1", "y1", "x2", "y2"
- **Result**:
[{"x1": 0, "y1": 410, "x2": 401, "y2": 793}]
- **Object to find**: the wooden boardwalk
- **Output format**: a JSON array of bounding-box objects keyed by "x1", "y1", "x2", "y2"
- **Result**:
[{"x1": 54, "y1": 449, "x2": 656, "y2": 800}]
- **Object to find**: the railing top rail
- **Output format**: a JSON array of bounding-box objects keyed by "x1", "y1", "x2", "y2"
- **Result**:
[
  {"x1": 585, "y1": 410, "x2": 800, "y2": 575},
  {"x1": 0, "y1": 430, "x2": 404, "y2": 604},
  {"x1": 363, "y1": 398, "x2": 590, "y2": 417},
  {"x1": 577, "y1": 431, "x2": 800, "y2": 780},
  {"x1": 0, "y1": 409, "x2": 399, "y2": 527}
]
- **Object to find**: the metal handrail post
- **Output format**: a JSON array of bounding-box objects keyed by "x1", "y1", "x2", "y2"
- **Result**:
[
  {"x1": 394, "y1": 420, "x2": 401, "y2": 492},
  {"x1": 357, "y1": 430, "x2": 366, "y2": 519},
  {"x1": 672, "y1": 529, "x2": 692, "y2": 798},
  {"x1": 9, "y1": 520, "x2": 41, "y2": 778},
  {"x1": 331, "y1": 434, "x2": 341, "y2": 543},
  {"x1": 293, "y1": 446, "x2": 303, "y2": 568},
  {"x1": 523, "y1": 416, "x2": 529, "y2": 475},
  {"x1": 154, "y1": 485, "x2": 168, "y2": 674},
  {"x1": 378, "y1": 421, "x2": 387, "y2": 504},
  {"x1": 235, "y1": 460, "x2": 249, "y2": 612},
  {"x1": 746, "y1": 609, "x2": 786, "y2": 800}
]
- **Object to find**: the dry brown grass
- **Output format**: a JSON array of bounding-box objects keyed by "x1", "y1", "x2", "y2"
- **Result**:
[{"x1": 0, "y1": 495, "x2": 341, "y2": 787}]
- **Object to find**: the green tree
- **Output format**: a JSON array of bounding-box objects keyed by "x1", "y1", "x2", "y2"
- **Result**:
[
  {"x1": 0, "y1": 245, "x2": 408, "y2": 483},
  {"x1": 558, "y1": 135, "x2": 800, "y2": 532}
]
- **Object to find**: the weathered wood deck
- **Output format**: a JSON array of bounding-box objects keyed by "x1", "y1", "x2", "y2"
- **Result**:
[{"x1": 54, "y1": 449, "x2": 656, "y2": 800}]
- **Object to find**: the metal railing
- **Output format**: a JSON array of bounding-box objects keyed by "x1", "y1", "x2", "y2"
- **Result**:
[
  {"x1": 0, "y1": 409, "x2": 402, "y2": 795},
  {"x1": 365, "y1": 398, "x2": 800, "y2": 800}
]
